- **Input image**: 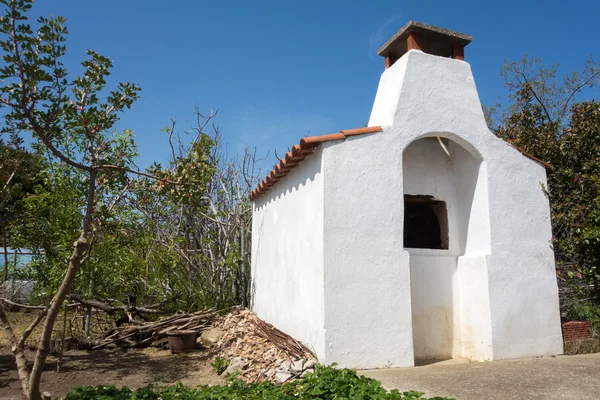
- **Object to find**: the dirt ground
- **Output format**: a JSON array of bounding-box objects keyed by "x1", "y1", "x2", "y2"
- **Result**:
[
  {"x1": 4, "y1": 313, "x2": 600, "y2": 399},
  {"x1": 3, "y1": 348, "x2": 600, "y2": 400},
  {"x1": 0, "y1": 347, "x2": 225, "y2": 400}
]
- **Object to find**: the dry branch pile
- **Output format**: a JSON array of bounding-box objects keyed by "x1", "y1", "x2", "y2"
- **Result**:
[
  {"x1": 38, "y1": 305, "x2": 317, "y2": 384},
  {"x1": 213, "y1": 309, "x2": 316, "y2": 383},
  {"x1": 93, "y1": 308, "x2": 217, "y2": 349}
]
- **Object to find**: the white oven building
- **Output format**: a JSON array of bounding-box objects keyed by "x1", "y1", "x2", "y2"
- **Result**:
[{"x1": 249, "y1": 21, "x2": 563, "y2": 368}]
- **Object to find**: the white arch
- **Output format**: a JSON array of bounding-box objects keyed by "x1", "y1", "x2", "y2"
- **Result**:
[{"x1": 402, "y1": 131, "x2": 484, "y2": 162}]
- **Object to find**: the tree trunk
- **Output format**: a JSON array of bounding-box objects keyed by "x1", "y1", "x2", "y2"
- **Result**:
[
  {"x1": 27, "y1": 168, "x2": 96, "y2": 400},
  {"x1": 2, "y1": 223, "x2": 9, "y2": 282},
  {"x1": 0, "y1": 306, "x2": 31, "y2": 394},
  {"x1": 27, "y1": 236, "x2": 88, "y2": 399}
]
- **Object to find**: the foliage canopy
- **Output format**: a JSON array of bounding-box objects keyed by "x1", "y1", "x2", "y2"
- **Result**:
[{"x1": 489, "y1": 56, "x2": 600, "y2": 322}]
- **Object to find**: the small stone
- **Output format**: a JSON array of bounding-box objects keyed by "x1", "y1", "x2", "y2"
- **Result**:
[
  {"x1": 279, "y1": 360, "x2": 291, "y2": 372},
  {"x1": 291, "y1": 359, "x2": 304, "y2": 373},
  {"x1": 303, "y1": 359, "x2": 316, "y2": 369},
  {"x1": 276, "y1": 372, "x2": 293, "y2": 383},
  {"x1": 198, "y1": 327, "x2": 226, "y2": 347},
  {"x1": 223, "y1": 356, "x2": 244, "y2": 376}
]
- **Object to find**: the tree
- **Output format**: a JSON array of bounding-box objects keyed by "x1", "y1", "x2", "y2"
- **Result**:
[
  {"x1": 0, "y1": 1, "x2": 181, "y2": 398},
  {"x1": 489, "y1": 56, "x2": 600, "y2": 318},
  {"x1": 132, "y1": 110, "x2": 256, "y2": 310},
  {"x1": 0, "y1": 137, "x2": 41, "y2": 281}
]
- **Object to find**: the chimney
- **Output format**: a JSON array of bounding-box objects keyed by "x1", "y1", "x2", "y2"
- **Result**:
[{"x1": 378, "y1": 21, "x2": 472, "y2": 70}]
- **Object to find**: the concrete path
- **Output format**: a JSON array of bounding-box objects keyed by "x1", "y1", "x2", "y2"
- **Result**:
[{"x1": 361, "y1": 354, "x2": 600, "y2": 400}]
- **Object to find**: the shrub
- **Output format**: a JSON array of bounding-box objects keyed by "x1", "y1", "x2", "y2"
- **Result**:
[
  {"x1": 568, "y1": 300, "x2": 600, "y2": 338},
  {"x1": 210, "y1": 356, "x2": 230, "y2": 375},
  {"x1": 564, "y1": 338, "x2": 600, "y2": 355},
  {"x1": 63, "y1": 365, "x2": 454, "y2": 399}
]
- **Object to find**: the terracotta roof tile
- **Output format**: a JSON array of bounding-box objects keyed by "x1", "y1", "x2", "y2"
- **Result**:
[
  {"x1": 249, "y1": 126, "x2": 382, "y2": 200},
  {"x1": 510, "y1": 144, "x2": 553, "y2": 173}
]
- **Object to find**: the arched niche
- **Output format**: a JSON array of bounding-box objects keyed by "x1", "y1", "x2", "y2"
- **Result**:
[{"x1": 403, "y1": 135, "x2": 491, "y2": 362}]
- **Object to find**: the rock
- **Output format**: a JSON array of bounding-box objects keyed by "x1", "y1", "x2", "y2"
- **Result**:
[
  {"x1": 198, "y1": 327, "x2": 226, "y2": 347},
  {"x1": 303, "y1": 359, "x2": 316, "y2": 370},
  {"x1": 223, "y1": 356, "x2": 244, "y2": 377},
  {"x1": 264, "y1": 348, "x2": 277, "y2": 359},
  {"x1": 291, "y1": 359, "x2": 304, "y2": 373},
  {"x1": 279, "y1": 360, "x2": 291, "y2": 372},
  {"x1": 276, "y1": 372, "x2": 293, "y2": 383}
]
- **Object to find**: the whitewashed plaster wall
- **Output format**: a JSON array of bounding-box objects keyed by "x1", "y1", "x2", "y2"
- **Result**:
[
  {"x1": 321, "y1": 50, "x2": 562, "y2": 368},
  {"x1": 409, "y1": 253, "x2": 457, "y2": 359},
  {"x1": 251, "y1": 147, "x2": 326, "y2": 358},
  {"x1": 452, "y1": 144, "x2": 494, "y2": 360},
  {"x1": 322, "y1": 136, "x2": 413, "y2": 368},
  {"x1": 485, "y1": 147, "x2": 563, "y2": 359}
]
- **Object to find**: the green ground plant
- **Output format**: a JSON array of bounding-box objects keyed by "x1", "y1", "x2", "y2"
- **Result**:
[
  {"x1": 63, "y1": 365, "x2": 454, "y2": 400},
  {"x1": 210, "y1": 356, "x2": 230, "y2": 375}
]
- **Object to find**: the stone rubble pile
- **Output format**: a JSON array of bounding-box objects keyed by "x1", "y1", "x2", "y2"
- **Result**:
[{"x1": 206, "y1": 308, "x2": 317, "y2": 383}]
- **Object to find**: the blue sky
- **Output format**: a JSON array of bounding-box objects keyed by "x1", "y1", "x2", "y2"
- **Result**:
[{"x1": 31, "y1": 0, "x2": 599, "y2": 175}]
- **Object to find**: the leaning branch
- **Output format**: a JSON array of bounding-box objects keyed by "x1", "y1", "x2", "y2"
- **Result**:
[
  {"x1": 68, "y1": 294, "x2": 167, "y2": 315},
  {"x1": 18, "y1": 307, "x2": 49, "y2": 348},
  {"x1": 519, "y1": 72, "x2": 554, "y2": 124},
  {"x1": 95, "y1": 164, "x2": 182, "y2": 185},
  {"x1": 0, "y1": 298, "x2": 46, "y2": 310},
  {"x1": 31, "y1": 127, "x2": 92, "y2": 171},
  {"x1": 559, "y1": 69, "x2": 600, "y2": 121},
  {"x1": 0, "y1": 298, "x2": 79, "y2": 310}
]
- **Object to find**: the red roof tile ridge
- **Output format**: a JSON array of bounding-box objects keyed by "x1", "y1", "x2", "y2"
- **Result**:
[
  {"x1": 509, "y1": 143, "x2": 553, "y2": 173},
  {"x1": 250, "y1": 126, "x2": 383, "y2": 200}
]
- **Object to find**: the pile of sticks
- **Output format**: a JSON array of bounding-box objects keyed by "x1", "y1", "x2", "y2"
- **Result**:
[
  {"x1": 93, "y1": 308, "x2": 217, "y2": 349},
  {"x1": 253, "y1": 317, "x2": 314, "y2": 359}
]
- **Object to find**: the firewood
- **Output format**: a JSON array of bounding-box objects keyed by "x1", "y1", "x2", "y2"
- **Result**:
[{"x1": 91, "y1": 308, "x2": 217, "y2": 349}]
